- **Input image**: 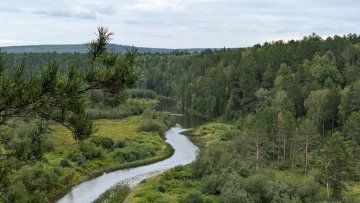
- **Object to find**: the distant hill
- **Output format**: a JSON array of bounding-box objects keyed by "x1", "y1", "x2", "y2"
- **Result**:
[{"x1": 0, "y1": 44, "x2": 205, "y2": 54}]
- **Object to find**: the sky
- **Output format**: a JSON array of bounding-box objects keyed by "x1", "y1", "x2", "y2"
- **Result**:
[{"x1": 0, "y1": 0, "x2": 359, "y2": 48}]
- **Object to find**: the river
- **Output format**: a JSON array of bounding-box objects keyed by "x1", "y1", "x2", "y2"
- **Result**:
[{"x1": 57, "y1": 123, "x2": 199, "y2": 203}]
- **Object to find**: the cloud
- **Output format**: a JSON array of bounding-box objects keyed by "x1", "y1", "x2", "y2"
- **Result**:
[
  {"x1": 128, "y1": 0, "x2": 184, "y2": 11},
  {"x1": 24, "y1": 8, "x2": 97, "y2": 19},
  {"x1": 0, "y1": 0, "x2": 360, "y2": 48}
]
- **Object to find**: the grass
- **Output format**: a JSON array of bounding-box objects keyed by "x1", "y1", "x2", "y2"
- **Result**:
[
  {"x1": 184, "y1": 122, "x2": 231, "y2": 149},
  {"x1": 94, "y1": 185, "x2": 131, "y2": 203},
  {"x1": 124, "y1": 166, "x2": 208, "y2": 203},
  {"x1": 37, "y1": 115, "x2": 173, "y2": 201}
]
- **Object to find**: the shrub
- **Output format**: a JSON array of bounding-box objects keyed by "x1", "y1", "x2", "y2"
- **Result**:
[
  {"x1": 17, "y1": 165, "x2": 59, "y2": 193},
  {"x1": 154, "y1": 183, "x2": 167, "y2": 193},
  {"x1": 297, "y1": 176, "x2": 321, "y2": 203},
  {"x1": 90, "y1": 136, "x2": 114, "y2": 149},
  {"x1": 59, "y1": 159, "x2": 72, "y2": 168},
  {"x1": 67, "y1": 150, "x2": 86, "y2": 165},
  {"x1": 8, "y1": 182, "x2": 28, "y2": 203},
  {"x1": 202, "y1": 174, "x2": 221, "y2": 195},
  {"x1": 112, "y1": 149, "x2": 126, "y2": 162},
  {"x1": 114, "y1": 140, "x2": 127, "y2": 148},
  {"x1": 138, "y1": 119, "x2": 166, "y2": 133},
  {"x1": 275, "y1": 161, "x2": 291, "y2": 170},
  {"x1": 182, "y1": 190, "x2": 205, "y2": 203},
  {"x1": 220, "y1": 129, "x2": 239, "y2": 141},
  {"x1": 113, "y1": 148, "x2": 137, "y2": 162},
  {"x1": 221, "y1": 187, "x2": 249, "y2": 203},
  {"x1": 221, "y1": 173, "x2": 248, "y2": 203},
  {"x1": 79, "y1": 142, "x2": 103, "y2": 160}
]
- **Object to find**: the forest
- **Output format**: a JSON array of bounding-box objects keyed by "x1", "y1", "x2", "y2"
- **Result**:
[{"x1": 1, "y1": 31, "x2": 360, "y2": 202}]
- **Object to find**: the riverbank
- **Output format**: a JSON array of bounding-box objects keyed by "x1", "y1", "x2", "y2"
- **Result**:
[
  {"x1": 58, "y1": 125, "x2": 198, "y2": 202},
  {"x1": 49, "y1": 114, "x2": 174, "y2": 201},
  {"x1": 0, "y1": 114, "x2": 174, "y2": 203},
  {"x1": 124, "y1": 122, "x2": 228, "y2": 203}
]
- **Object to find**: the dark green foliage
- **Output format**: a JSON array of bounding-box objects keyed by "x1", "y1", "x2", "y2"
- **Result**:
[
  {"x1": 296, "y1": 176, "x2": 321, "y2": 203},
  {"x1": 129, "y1": 89, "x2": 158, "y2": 99},
  {"x1": 221, "y1": 174, "x2": 249, "y2": 203},
  {"x1": 90, "y1": 136, "x2": 114, "y2": 149},
  {"x1": 112, "y1": 143, "x2": 156, "y2": 163},
  {"x1": 8, "y1": 182, "x2": 29, "y2": 203},
  {"x1": 79, "y1": 142, "x2": 103, "y2": 160},
  {"x1": 13, "y1": 164, "x2": 59, "y2": 201},
  {"x1": 220, "y1": 129, "x2": 239, "y2": 141},
  {"x1": 0, "y1": 119, "x2": 52, "y2": 161},
  {"x1": 67, "y1": 150, "x2": 87, "y2": 165},
  {"x1": 317, "y1": 133, "x2": 353, "y2": 200},
  {"x1": 0, "y1": 26, "x2": 140, "y2": 142},
  {"x1": 201, "y1": 174, "x2": 222, "y2": 195},
  {"x1": 59, "y1": 160, "x2": 72, "y2": 168},
  {"x1": 182, "y1": 190, "x2": 205, "y2": 203},
  {"x1": 114, "y1": 139, "x2": 127, "y2": 148},
  {"x1": 138, "y1": 119, "x2": 166, "y2": 133},
  {"x1": 154, "y1": 183, "x2": 167, "y2": 193}
]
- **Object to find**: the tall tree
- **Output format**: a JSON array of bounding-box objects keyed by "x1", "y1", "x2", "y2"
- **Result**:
[
  {"x1": 304, "y1": 89, "x2": 331, "y2": 137},
  {"x1": 295, "y1": 118, "x2": 319, "y2": 175},
  {"x1": 318, "y1": 133, "x2": 353, "y2": 200}
]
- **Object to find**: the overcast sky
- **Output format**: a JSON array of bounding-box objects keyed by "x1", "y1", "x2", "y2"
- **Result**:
[{"x1": 0, "y1": 0, "x2": 359, "y2": 48}]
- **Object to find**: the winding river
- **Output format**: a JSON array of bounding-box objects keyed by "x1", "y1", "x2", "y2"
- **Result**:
[{"x1": 57, "y1": 124, "x2": 199, "y2": 203}]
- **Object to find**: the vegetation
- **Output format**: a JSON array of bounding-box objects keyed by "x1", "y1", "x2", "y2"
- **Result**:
[
  {"x1": 0, "y1": 27, "x2": 173, "y2": 202},
  {"x1": 2, "y1": 31, "x2": 360, "y2": 202},
  {"x1": 129, "y1": 122, "x2": 360, "y2": 203},
  {"x1": 0, "y1": 115, "x2": 172, "y2": 202},
  {"x1": 126, "y1": 34, "x2": 360, "y2": 202},
  {"x1": 94, "y1": 185, "x2": 131, "y2": 203}
]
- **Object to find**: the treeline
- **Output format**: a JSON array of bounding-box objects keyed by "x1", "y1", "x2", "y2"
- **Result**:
[{"x1": 138, "y1": 34, "x2": 360, "y2": 120}]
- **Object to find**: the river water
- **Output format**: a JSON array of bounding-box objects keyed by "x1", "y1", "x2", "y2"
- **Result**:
[{"x1": 57, "y1": 124, "x2": 199, "y2": 203}]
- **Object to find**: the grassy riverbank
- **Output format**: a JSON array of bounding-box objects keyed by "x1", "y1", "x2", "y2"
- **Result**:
[
  {"x1": 49, "y1": 114, "x2": 174, "y2": 201},
  {"x1": 0, "y1": 113, "x2": 174, "y2": 202},
  {"x1": 126, "y1": 122, "x2": 360, "y2": 203}
]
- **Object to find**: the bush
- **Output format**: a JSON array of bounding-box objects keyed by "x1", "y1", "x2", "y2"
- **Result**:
[
  {"x1": 297, "y1": 176, "x2": 321, "y2": 203},
  {"x1": 275, "y1": 161, "x2": 291, "y2": 170},
  {"x1": 59, "y1": 159, "x2": 72, "y2": 168},
  {"x1": 220, "y1": 129, "x2": 239, "y2": 141},
  {"x1": 202, "y1": 174, "x2": 221, "y2": 195},
  {"x1": 138, "y1": 119, "x2": 166, "y2": 133},
  {"x1": 8, "y1": 182, "x2": 28, "y2": 203},
  {"x1": 90, "y1": 136, "x2": 114, "y2": 149},
  {"x1": 79, "y1": 142, "x2": 103, "y2": 160},
  {"x1": 17, "y1": 165, "x2": 59, "y2": 193},
  {"x1": 114, "y1": 140, "x2": 127, "y2": 148},
  {"x1": 67, "y1": 150, "x2": 87, "y2": 165},
  {"x1": 182, "y1": 190, "x2": 205, "y2": 203},
  {"x1": 154, "y1": 183, "x2": 167, "y2": 193}
]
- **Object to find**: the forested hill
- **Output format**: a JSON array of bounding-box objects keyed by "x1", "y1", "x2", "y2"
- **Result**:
[
  {"x1": 139, "y1": 34, "x2": 360, "y2": 120},
  {"x1": 0, "y1": 43, "x2": 204, "y2": 54}
]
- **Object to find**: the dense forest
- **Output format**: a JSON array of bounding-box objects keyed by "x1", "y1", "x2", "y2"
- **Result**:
[
  {"x1": 1, "y1": 33, "x2": 360, "y2": 202},
  {"x1": 135, "y1": 34, "x2": 360, "y2": 202}
]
